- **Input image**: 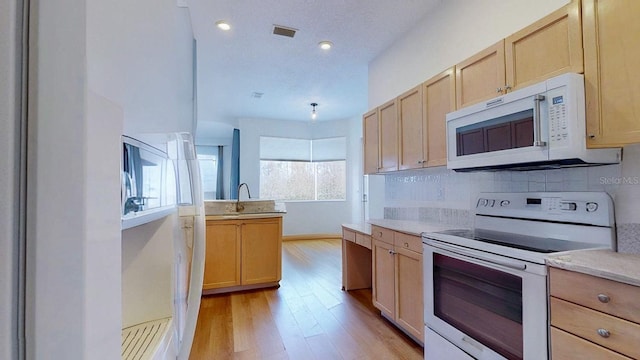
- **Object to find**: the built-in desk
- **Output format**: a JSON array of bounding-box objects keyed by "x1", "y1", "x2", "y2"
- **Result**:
[{"x1": 341, "y1": 224, "x2": 372, "y2": 290}]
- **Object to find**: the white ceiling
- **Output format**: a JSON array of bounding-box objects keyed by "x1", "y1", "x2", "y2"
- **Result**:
[{"x1": 188, "y1": 0, "x2": 441, "y2": 133}]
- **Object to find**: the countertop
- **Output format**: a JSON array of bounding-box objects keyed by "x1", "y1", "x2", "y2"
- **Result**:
[
  {"x1": 341, "y1": 223, "x2": 372, "y2": 235},
  {"x1": 546, "y1": 249, "x2": 640, "y2": 287},
  {"x1": 205, "y1": 212, "x2": 285, "y2": 221},
  {"x1": 342, "y1": 219, "x2": 461, "y2": 237}
]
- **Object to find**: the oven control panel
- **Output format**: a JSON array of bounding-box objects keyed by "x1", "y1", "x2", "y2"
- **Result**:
[{"x1": 475, "y1": 192, "x2": 613, "y2": 227}]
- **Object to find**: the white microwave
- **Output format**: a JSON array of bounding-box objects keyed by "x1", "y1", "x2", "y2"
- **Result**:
[{"x1": 446, "y1": 73, "x2": 620, "y2": 171}]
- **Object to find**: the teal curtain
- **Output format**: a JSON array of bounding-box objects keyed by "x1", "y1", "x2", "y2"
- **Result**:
[
  {"x1": 230, "y1": 129, "x2": 240, "y2": 199},
  {"x1": 216, "y1": 146, "x2": 224, "y2": 199}
]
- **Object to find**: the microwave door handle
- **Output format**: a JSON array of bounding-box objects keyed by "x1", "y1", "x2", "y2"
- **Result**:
[
  {"x1": 533, "y1": 94, "x2": 547, "y2": 147},
  {"x1": 425, "y1": 239, "x2": 527, "y2": 271}
]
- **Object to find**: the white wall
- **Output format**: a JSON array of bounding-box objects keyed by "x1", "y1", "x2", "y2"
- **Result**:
[
  {"x1": 0, "y1": 0, "x2": 22, "y2": 358},
  {"x1": 369, "y1": 0, "x2": 570, "y2": 107},
  {"x1": 238, "y1": 117, "x2": 362, "y2": 235},
  {"x1": 87, "y1": 0, "x2": 194, "y2": 136}
]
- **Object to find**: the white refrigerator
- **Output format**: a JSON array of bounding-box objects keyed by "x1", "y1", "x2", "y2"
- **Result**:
[{"x1": 1, "y1": 0, "x2": 26, "y2": 358}]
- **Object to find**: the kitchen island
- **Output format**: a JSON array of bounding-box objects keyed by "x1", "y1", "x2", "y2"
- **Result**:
[{"x1": 203, "y1": 200, "x2": 286, "y2": 295}]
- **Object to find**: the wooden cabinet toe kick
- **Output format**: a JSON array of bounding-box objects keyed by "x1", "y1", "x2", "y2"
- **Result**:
[{"x1": 202, "y1": 281, "x2": 281, "y2": 296}]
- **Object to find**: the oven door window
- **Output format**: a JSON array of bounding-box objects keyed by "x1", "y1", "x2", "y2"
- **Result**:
[{"x1": 434, "y1": 253, "x2": 523, "y2": 360}]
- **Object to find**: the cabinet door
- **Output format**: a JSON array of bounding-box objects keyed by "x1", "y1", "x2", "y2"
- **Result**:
[
  {"x1": 395, "y1": 246, "x2": 423, "y2": 341},
  {"x1": 378, "y1": 99, "x2": 399, "y2": 172},
  {"x1": 398, "y1": 85, "x2": 424, "y2": 170},
  {"x1": 203, "y1": 221, "x2": 241, "y2": 290},
  {"x1": 241, "y1": 218, "x2": 282, "y2": 285},
  {"x1": 583, "y1": 0, "x2": 640, "y2": 147},
  {"x1": 456, "y1": 40, "x2": 506, "y2": 109},
  {"x1": 363, "y1": 109, "x2": 380, "y2": 174},
  {"x1": 424, "y1": 68, "x2": 456, "y2": 167},
  {"x1": 505, "y1": 1, "x2": 583, "y2": 91},
  {"x1": 372, "y1": 239, "x2": 395, "y2": 318}
]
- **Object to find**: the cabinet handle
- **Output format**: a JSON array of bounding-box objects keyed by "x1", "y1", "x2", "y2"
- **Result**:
[
  {"x1": 588, "y1": 134, "x2": 596, "y2": 139},
  {"x1": 597, "y1": 328, "x2": 611, "y2": 338},
  {"x1": 597, "y1": 294, "x2": 610, "y2": 303},
  {"x1": 378, "y1": 231, "x2": 383, "y2": 237},
  {"x1": 404, "y1": 242, "x2": 409, "y2": 247},
  {"x1": 496, "y1": 87, "x2": 503, "y2": 94},
  {"x1": 504, "y1": 84, "x2": 512, "y2": 92},
  {"x1": 388, "y1": 249, "x2": 396, "y2": 255}
]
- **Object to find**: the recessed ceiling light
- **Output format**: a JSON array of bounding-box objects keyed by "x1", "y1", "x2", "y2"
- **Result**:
[
  {"x1": 216, "y1": 20, "x2": 231, "y2": 31},
  {"x1": 318, "y1": 41, "x2": 333, "y2": 50}
]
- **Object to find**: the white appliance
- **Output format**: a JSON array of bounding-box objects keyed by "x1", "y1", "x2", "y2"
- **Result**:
[
  {"x1": 120, "y1": 133, "x2": 205, "y2": 360},
  {"x1": 446, "y1": 73, "x2": 620, "y2": 171},
  {"x1": 422, "y1": 192, "x2": 616, "y2": 360},
  {"x1": 1, "y1": 1, "x2": 26, "y2": 358}
]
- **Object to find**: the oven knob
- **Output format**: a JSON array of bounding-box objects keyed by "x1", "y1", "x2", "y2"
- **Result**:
[
  {"x1": 488, "y1": 199, "x2": 495, "y2": 207},
  {"x1": 586, "y1": 202, "x2": 598, "y2": 212},
  {"x1": 500, "y1": 200, "x2": 510, "y2": 207},
  {"x1": 478, "y1": 199, "x2": 488, "y2": 207}
]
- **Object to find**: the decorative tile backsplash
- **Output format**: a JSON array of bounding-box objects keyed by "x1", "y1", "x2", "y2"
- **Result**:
[
  {"x1": 384, "y1": 207, "x2": 471, "y2": 228},
  {"x1": 616, "y1": 224, "x2": 640, "y2": 254},
  {"x1": 380, "y1": 151, "x2": 640, "y2": 254},
  {"x1": 384, "y1": 165, "x2": 622, "y2": 207}
]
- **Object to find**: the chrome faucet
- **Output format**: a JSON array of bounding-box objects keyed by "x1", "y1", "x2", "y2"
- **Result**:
[{"x1": 236, "y1": 183, "x2": 251, "y2": 211}]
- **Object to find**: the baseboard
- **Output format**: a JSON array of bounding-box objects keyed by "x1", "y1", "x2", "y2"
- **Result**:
[{"x1": 282, "y1": 233, "x2": 341, "y2": 241}]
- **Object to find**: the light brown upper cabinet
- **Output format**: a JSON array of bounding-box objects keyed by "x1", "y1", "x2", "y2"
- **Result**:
[
  {"x1": 398, "y1": 69, "x2": 456, "y2": 170},
  {"x1": 398, "y1": 85, "x2": 424, "y2": 170},
  {"x1": 363, "y1": 108, "x2": 379, "y2": 174},
  {"x1": 423, "y1": 68, "x2": 456, "y2": 167},
  {"x1": 505, "y1": 0, "x2": 583, "y2": 90},
  {"x1": 456, "y1": 40, "x2": 506, "y2": 109},
  {"x1": 583, "y1": 0, "x2": 640, "y2": 147},
  {"x1": 456, "y1": 1, "x2": 583, "y2": 109},
  {"x1": 379, "y1": 99, "x2": 399, "y2": 172}
]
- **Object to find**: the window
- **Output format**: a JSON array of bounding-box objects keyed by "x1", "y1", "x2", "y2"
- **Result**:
[
  {"x1": 259, "y1": 136, "x2": 346, "y2": 201},
  {"x1": 196, "y1": 146, "x2": 219, "y2": 200}
]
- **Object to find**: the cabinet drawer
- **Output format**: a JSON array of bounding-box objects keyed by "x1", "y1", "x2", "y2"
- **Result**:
[
  {"x1": 550, "y1": 297, "x2": 640, "y2": 359},
  {"x1": 371, "y1": 225, "x2": 394, "y2": 245},
  {"x1": 551, "y1": 327, "x2": 632, "y2": 360},
  {"x1": 549, "y1": 267, "x2": 640, "y2": 323},
  {"x1": 356, "y1": 233, "x2": 372, "y2": 249},
  {"x1": 394, "y1": 232, "x2": 422, "y2": 254},
  {"x1": 343, "y1": 228, "x2": 356, "y2": 243}
]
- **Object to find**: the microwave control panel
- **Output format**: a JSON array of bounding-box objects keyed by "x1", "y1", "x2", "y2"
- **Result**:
[{"x1": 547, "y1": 87, "x2": 570, "y2": 146}]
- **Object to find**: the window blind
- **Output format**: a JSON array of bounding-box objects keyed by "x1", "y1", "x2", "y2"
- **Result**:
[{"x1": 260, "y1": 136, "x2": 345, "y2": 162}]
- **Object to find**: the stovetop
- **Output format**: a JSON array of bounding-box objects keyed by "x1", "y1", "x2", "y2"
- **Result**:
[
  {"x1": 422, "y1": 192, "x2": 616, "y2": 264},
  {"x1": 431, "y1": 228, "x2": 607, "y2": 254}
]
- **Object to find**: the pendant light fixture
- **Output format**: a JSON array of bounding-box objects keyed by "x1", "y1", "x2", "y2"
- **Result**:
[{"x1": 310, "y1": 103, "x2": 318, "y2": 121}]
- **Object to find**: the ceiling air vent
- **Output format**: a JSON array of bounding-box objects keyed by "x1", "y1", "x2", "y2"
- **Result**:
[
  {"x1": 273, "y1": 25, "x2": 297, "y2": 38},
  {"x1": 251, "y1": 92, "x2": 264, "y2": 99}
]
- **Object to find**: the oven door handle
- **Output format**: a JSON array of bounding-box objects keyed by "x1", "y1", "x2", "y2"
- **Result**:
[{"x1": 425, "y1": 239, "x2": 527, "y2": 271}]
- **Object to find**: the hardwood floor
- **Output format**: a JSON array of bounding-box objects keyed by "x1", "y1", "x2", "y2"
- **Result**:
[{"x1": 190, "y1": 239, "x2": 424, "y2": 359}]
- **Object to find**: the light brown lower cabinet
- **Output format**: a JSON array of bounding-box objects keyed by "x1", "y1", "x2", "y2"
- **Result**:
[
  {"x1": 549, "y1": 267, "x2": 640, "y2": 359},
  {"x1": 372, "y1": 225, "x2": 423, "y2": 343},
  {"x1": 203, "y1": 217, "x2": 282, "y2": 293}
]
